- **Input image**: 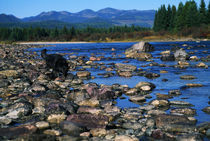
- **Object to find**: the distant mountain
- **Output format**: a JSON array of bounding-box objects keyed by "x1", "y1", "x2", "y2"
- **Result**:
[
  {"x1": 0, "y1": 8, "x2": 156, "y2": 28},
  {"x1": 0, "y1": 14, "x2": 21, "y2": 23}
]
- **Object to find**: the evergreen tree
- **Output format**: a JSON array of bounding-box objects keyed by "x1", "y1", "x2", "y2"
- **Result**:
[
  {"x1": 169, "y1": 5, "x2": 177, "y2": 31},
  {"x1": 175, "y1": 2, "x2": 185, "y2": 31},
  {"x1": 207, "y1": 1, "x2": 210, "y2": 24},
  {"x1": 199, "y1": 0, "x2": 207, "y2": 24},
  {"x1": 166, "y1": 5, "x2": 172, "y2": 30}
]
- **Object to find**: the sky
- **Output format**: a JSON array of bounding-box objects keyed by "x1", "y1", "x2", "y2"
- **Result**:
[{"x1": 0, "y1": 0, "x2": 209, "y2": 18}]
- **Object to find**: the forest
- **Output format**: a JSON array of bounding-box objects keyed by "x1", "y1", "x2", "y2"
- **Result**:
[
  {"x1": 0, "y1": 0, "x2": 210, "y2": 42},
  {"x1": 153, "y1": 0, "x2": 210, "y2": 36}
]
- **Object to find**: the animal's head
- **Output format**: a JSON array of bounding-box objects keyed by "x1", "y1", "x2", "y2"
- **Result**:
[{"x1": 41, "y1": 49, "x2": 47, "y2": 59}]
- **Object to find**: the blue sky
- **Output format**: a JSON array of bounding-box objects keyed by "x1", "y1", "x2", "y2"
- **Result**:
[{"x1": 0, "y1": 0, "x2": 209, "y2": 18}]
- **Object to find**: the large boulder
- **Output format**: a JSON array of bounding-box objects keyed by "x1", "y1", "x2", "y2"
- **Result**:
[
  {"x1": 125, "y1": 42, "x2": 153, "y2": 60},
  {"x1": 174, "y1": 48, "x2": 189, "y2": 61},
  {"x1": 127, "y1": 42, "x2": 154, "y2": 53}
]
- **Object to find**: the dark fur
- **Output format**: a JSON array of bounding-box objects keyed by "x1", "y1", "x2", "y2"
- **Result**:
[{"x1": 41, "y1": 49, "x2": 69, "y2": 78}]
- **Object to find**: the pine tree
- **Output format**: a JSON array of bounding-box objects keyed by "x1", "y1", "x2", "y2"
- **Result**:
[
  {"x1": 199, "y1": 0, "x2": 207, "y2": 24},
  {"x1": 207, "y1": 1, "x2": 210, "y2": 24},
  {"x1": 169, "y1": 5, "x2": 177, "y2": 31},
  {"x1": 166, "y1": 5, "x2": 172, "y2": 30},
  {"x1": 175, "y1": 2, "x2": 185, "y2": 31}
]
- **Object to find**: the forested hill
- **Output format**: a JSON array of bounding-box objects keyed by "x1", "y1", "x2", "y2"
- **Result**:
[{"x1": 0, "y1": 8, "x2": 155, "y2": 28}]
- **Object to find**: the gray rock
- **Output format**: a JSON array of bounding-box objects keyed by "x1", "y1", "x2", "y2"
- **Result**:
[
  {"x1": 202, "y1": 106, "x2": 210, "y2": 114},
  {"x1": 60, "y1": 121, "x2": 85, "y2": 136},
  {"x1": 127, "y1": 42, "x2": 154, "y2": 52},
  {"x1": 115, "y1": 63, "x2": 137, "y2": 72},
  {"x1": 174, "y1": 48, "x2": 189, "y2": 61}
]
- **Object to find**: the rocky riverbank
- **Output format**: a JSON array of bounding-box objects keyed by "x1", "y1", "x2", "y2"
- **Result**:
[{"x1": 0, "y1": 43, "x2": 210, "y2": 141}]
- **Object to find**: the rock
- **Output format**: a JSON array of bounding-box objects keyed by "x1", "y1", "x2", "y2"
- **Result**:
[
  {"x1": 190, "y1": 56, "x2": 199, "y2": 61},
  {"x1": 126, "y1": 52, "x2": 153, "y2": 60},
  {"x1": 35, "y1": 121, "x2": 50, "y2": 129},
  {"x1": 129, "y1": 41, "x2": 155, "y2": 52},
  {"x1": 31, "y1": 84, "x2": 46, "y2": 92},
  {"x1": 67, "y1": 114, "x2": 109, "y2": 129},
  {"x1": 118, "y1": 71, "x2": 133, "y2": 77},
  {"x1": 176, "y1": 134, "x2": 203, "y2": 141},
  {"x1": 0, "y1": 79, "x2": 10, "y2": 87},
  {"x1": 89, "y1": 56, "x2": 101, "y2": 61},
  {"x1": 122, "y1": 122, "x2": 144, "y2": 130},
  {"x1": 78, "y1": 99, "x2": 100, "y2": 107},
  {"x1": 150, "y1": 99, "x2": 169, "y2": 107},
  {"x1": 129, "y1": 95, "x2": 146, "y2": 103},
  {"x1": 170, "y1": 101, "x2": 194, "y2": 107},
  {"x1": 125, "y1": 88, "x2": 138, "y2": 96},
  {"x1": 60, "y1": 121, "x2": 85, "y2": 136},
  {"x1": 0, "y1": 70, "x2": 19, "y2": 78},
  {"x1": 170, "y1": 108, "x2": 196, "y2": 116},
  {"x1": 178, "y1": 61, "x2": 190, "y2": 66},
  {"x1": 156, "y1": 93, "x2": 172, "y2": 99},
  {"x1": 180, "y1": 75, "x2": 196, "y2": 80},
  {"x1": 135, "y1": 82, "x2": 156, "y2": 92},
  {"x1": 186, "y1": 83, "x2": 203, "y2": 87},
  {"x1": 43, "y1": 129, "x2": 61, "y2": 136},
  {"x1": 161, "y1": 54, "x2": 175, "y2": 61},
  {"x1": 114, "y1": 135, "x2": 139, "y2": 141},
  {"x1": 174, "y1": 48, "x2": 189, "y2": 61},
  {"x1": 206, "y1": 129, "x2": 210, "y2": 137},
  {"x1": 196, "y1": 62, "x2": 208, "y2": 68},
  {"x1": 0, "y1": 125, "x2": 37, "y2": 139},
  {"x1": 47, "y1": 113, "x2": 67, "y2": 124},
  {"x1": 197, "y1": 122, "x2": 210, "y2": 134},
  {"x1": 77, "y1": 106, "x2": 102, "y2": 115},
  {"x1": 0, "y1": 116, "x2": 12, "y2": 124},
  {"x1": 202, "y1": 106, "x2": 210, "y2": 114},
  {"x1": 144, "y1": 73, "x2": 160, "y2": 79},
  {"x1": 155, "y1": 114, "x2": 196, "y2": 133},
  {"x1": 76, "y1": 71, "x2": 91, "y2": 79},
  {"x1": 90, "y1": 128, "x2": 107, "y2": 137},
  {"x1": 115, "y1": 63, "x2": 137, "y2": 72},
  {"x1": 83, "y1": 83, "x2": 115, "y2": 100},
  {"x1": 168, "y1": 89, "x2": 181, "y2": 96},
  {"x1": 147, "y1": 110, "x2": 166, "y2": 115}
]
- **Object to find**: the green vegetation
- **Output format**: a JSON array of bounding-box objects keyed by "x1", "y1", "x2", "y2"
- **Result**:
[
  {"x1": 0, "y1": 25, "x2": 150, "y2": 42},
  {"x1": 153, "y1": 0, "x2": 210, "y2": 38}
]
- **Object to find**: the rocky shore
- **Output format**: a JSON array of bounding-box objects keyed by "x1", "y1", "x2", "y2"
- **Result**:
[{"x1": 0, "y1": 43, "x2": 209, "y2": 141}]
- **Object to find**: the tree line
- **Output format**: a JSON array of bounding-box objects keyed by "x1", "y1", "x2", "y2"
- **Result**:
[
  {"x1": 153, "y1": 0, "x2": 210, "y2": 34},
  {"x1": 0, "y1": 25, "x2": 150, "y2": 42}
]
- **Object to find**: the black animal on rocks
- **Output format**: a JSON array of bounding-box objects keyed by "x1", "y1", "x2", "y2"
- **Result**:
[{"x1": 41, "y1": 49, "x2": 69, "y2": 79}]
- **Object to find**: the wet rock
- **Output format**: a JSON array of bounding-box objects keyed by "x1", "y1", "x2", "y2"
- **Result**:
[
  {"x1": 174, "y1": 48, "x2": 189, "y2": 61},
  {"x1": 155, "y1": 114, "x2": 196, "y2": 133},
  {"x1": 129, "y1": 95, "x2": 146, "y2": 103},
  {"x1": 83, "y1": 83, "x2": 115, "y2": 100},
  {"x1": 197, "y1": 122, "x2": 210, "y2": 135},
  {"x1": 161, "y1": 53, "x2": 175, "y2": 61},
  {"x1": 135, "y1": 82, "x2": 156, "y2": 92},
  {"x1": 0, "y1": 70, "x2": 19, "y2": 78},
  {"x1": 202, "y1": 106, "x2": 210, "y2": 114},
  {"x1": 31, "y1": 84, "x2": 46, "y2": 92},
  {"x1": 78, "y1": 99, "x2": 100, "y2": 107},
  {"x1": 60, "y1": 121, "x2": 85, "y2": 136},
  {"x1": 170, "y1": 108, "x2": 196, "y2": 116},
  {"x1": 125, "y1": 88, "x2": 138, "y2": 95},
  {"x1": 147, "y1": 110, "x2": 166, "y2": 116},
  {"x1": 176, "y1": 134, "x2": 203, "y2": 141},
  {"x1": 43, "y1": 129, "x2": 61, "y2": 136},
  {"x1": 77, "y1": 106, "x2": 102, "y2": 115},
  {"x1": 114, "y1": 135, "x2": 139, "y2": 141},
  {"x1": 170, "y1": 101, "x2": 194, "y2": 107},
  {"x1": 115, "y1": 63, "x2": 137, "y2": 72},
  {"x1": 118, "y1": 71, "x2": 133, "y2": 77},
  {"x1": 67, "y1": 114, "x2": 109, "y2": 129},
  {"x1": 180, "y1": 75, "x2": 196, "y2": 80},
  {"x1": 128, "y1": 42, "x2": 155, "y2": 52},
  {"x1": 150, "y1": 99, "x2": 169, "y2": 107},
  {"x1": 144, "y1": 73, "x2": 160, "y2": 79},
  {"x1": 156, "y1": 93, "x2": 172, "y2": 99},
  {"x1": 0, "y1": 79, "x2": 10, "y2": 87},
  {"x1": 168, "y1": 89, "x2": 181, "y2": 96},
  {"x1": 122, "y1": 122, "x2": 144, "y2": 130},
  {"x1": 76, "y1": 71, "x2": 91, "y2": 79},
  {"x1": 178, "y1": 61, "x2": 190, "y2": 66},
  {"x1": 0, "y1": 116, "x2": 12, "y2": 124},
  {"x1": 196, "y1": 62, "x2": 208, "y2": 68},
  {"x1": 90, "y1": 128, "x2": 107, "y2": 137},
  {"x1": 47, "y1": 113, "x2": 67, "y2": 124},
  {"x1": 0, "y1": 125, "x2": 37, "y2": 139},
  {"x1": 186, "y1": 83, "x2": 203, "y2": 87},
  {"x1": 35, "y1": 121, "x2": 50, "y2": 129},
  {"x1": 190, "y1": 56, "x2": 199, "y2": 61}
]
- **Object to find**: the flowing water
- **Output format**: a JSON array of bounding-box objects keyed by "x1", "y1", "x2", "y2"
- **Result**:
[{"x1": 29, "y1": 41, "x2": 210, "y2": 125}]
